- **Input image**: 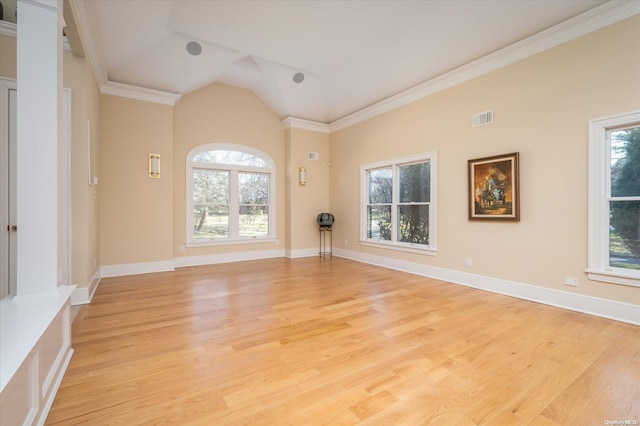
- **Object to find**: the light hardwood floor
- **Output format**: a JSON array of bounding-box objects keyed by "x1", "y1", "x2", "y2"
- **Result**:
[{"x1": 47, "y1": 257, "x2": 639, "y2": 425}]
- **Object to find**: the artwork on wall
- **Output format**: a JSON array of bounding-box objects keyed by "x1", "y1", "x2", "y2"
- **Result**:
[{"x1": 468, "y1": 152, "x2": 519, "y2": 221}]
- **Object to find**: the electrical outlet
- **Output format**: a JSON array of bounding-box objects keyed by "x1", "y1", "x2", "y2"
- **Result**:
[
  {"x1": 465, "y1": 257, "x2": 472, "y2": 267},
  {"x1": 344, "y1": 240, "x2": 348, "y2": 246},
  {"x1": 180, "y1": 245, "x2": 186, "y2": 253},
  {"x1": 563, "y1": 277, "x2": 578, "y2": 287}
]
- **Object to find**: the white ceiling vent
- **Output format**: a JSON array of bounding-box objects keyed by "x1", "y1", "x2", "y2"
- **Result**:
[
  {"x1": 308, "y1": 152, "x2": 319, "y2": 160},
  {"x1": 472, "y1": 110, "x2": 494, "y2": 127}
]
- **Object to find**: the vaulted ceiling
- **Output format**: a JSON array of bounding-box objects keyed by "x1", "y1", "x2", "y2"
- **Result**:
[{"x1": 70, "y1": 0, "x2": 623, "y2": 125}]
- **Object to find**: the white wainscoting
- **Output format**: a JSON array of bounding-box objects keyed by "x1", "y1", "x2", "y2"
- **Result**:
[{"x1": 0, "y1": 286, "x2": 75, "y2": 425}]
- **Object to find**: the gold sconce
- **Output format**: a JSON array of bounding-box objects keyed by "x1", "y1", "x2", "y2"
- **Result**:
[
  {"x1": 149, "y1": 153, "x2": 160, "y2": 178},
  {"x1": 298, "y1": 167, "x2": 306, "y2": 186}
]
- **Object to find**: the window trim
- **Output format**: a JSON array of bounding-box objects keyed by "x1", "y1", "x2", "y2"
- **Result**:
[
  {"x1": 587, "y1": 111, "x2": 640, "y2": 287},
  {"x1": 186, "y1": 143, "x2": 276, "y2": 247},
  {"x1": 360, "y1": 151, "x2": 437, "y2": 255}
]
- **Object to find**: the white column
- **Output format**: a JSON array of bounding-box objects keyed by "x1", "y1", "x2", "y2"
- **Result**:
[{"x1": 16, "y1": 0, "x2": 64, "y2": 296}]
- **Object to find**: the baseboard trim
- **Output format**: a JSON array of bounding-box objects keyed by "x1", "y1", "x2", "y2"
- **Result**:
[
  {"x1": 333, "y1": 248, "x2": 640, "y2": 326},
  {"x1": 70, "y1": 270, "x2": 101, "y2": 305},
  {"x1": 95, "y1": 248, "x2": 639, "y2": 325},
  {"x1": 100, "y1": 260, "x2": 176, "y2": 278},
  {"x1": 174, "y1": 249, "x2": 285, "y2": 268},
  {"x1": 286, "y1": 248, "x2": 322, "y2": 259}
]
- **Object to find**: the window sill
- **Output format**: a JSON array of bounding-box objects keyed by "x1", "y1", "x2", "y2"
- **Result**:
[
  {"x1": 186, "y1": 238, "x2": 278, "y2": 248},
  {"x1": 586, "y1": 269, "x2": 640, "y2": 288},
  {"x1": 359, "y1": 240, "x2": 437, "y2": 256}
]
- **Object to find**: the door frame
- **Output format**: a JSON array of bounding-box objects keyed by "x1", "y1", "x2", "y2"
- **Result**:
[{"x1": 0, "y1": 77, "x2": 71, "y2": 298}]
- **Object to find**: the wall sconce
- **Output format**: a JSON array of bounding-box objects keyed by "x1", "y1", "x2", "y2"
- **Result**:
[
  {"x1": 149, "y1": 153, "x2": 160, "y2": 178},
  {"x1": 298, "y1": 167, "x2": 306, "y2": 186}
]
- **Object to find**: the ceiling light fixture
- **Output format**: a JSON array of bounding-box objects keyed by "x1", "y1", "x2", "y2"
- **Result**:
[
  {"x1": 293, "y1": 72, "x2": 305, "y2": 83},
  {"x1": 186, "y1": 41, "x2": 202, "y2": 56}
]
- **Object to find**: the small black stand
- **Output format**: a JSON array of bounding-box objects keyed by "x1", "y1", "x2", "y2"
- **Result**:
[{"x1": 319, "y1": 226, "x2": 332, "y2": 257}]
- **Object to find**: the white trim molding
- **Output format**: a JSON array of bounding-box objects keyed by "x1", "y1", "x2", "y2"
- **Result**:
[
  {"x1": 92, "y1": 248, "x2": 638, "y2": 325},
  {"x1": 587, "y1": 110, "x2": 640, "y2": 288},
  {"x1": 101, "y1": 81, "x2": 182, "y2": 106},
  {"x1": 282, "y1": 117, "x2": 331, "y2": 134},
  {"x1": 174, "y1": 249, "x2": 285, "y2": 268},
  {"x1": 329, "y1": 0, "x2": 640, "y2": 131},
  {"x1": 333, "y1": 248, "x2": 640, "y2": 326},
  {"x1": 70, "y1": 270, "x2": 101, "y2": 305},
  {"x1": 100, "y1": 260, "x2": 176, "y2": 278},
  {"x1": 286, "y1": 247, "x2": 321, "y2": 259},
  {"x1": 0, "y1": 286, "x2": 75, "y2": 425}
]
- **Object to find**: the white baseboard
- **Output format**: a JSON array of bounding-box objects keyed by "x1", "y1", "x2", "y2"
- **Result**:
[
  {"x1": 93, "y1": 247, "x2": 639, "y2": 325},
  {"x1": 100, "y1": 250, "x2": 287, "y2": 278},
  {"x1": 287, "y1": 248, "x2": 322, "y2": 258},
  {"x1": 174, "y1": 248, "x2": 285, "y2": 268},
  {"x1": 100, "y1": 260, "x2": 176, "y2": 278},
  {"x1": 70, "y1": 270, "x2": 101, "y2": 305},
  {"x1": 333, "y1": 248, "x2": 640, "y2": 326}
]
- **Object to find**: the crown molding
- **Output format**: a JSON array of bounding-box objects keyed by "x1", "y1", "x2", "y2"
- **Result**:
[
  {"x1": 329, "y1": 0, "x2": 640, "y2": 132},
  {"x1": 68, "y1": 0, "x2": 107, "y2": 87},
  {"x1": 101, "y1": 81, "x2": 182, "y2": 106},
  {"x1": 281, "y1": 117, "x2": 331, "y2": 134},
  {"x1": 0, "y1": 21, "x2": 16, "y2": 37},
  {"x1": 0, "y1": 20, "x2": 70, "y2": 50}
]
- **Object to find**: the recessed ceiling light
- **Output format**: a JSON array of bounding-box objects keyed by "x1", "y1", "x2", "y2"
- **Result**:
[
  {"x1": 293, "y1": 72, "x2": 305, "y2": 83},
  {"x1": 186, "y1": 41, "x2": 202, "y2": 56}
]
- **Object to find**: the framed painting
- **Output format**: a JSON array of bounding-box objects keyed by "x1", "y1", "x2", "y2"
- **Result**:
[{"x1": 468, "y1": 152, "x2": 519, "y2": 221}]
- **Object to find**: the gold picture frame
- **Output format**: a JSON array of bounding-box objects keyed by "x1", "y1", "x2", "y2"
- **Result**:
[{"x1": 468, "y1": 152, "x2": 520, "y2": 221}]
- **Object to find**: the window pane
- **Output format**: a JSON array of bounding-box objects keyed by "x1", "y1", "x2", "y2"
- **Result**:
[
  {"x1": 398, "y1": 205, "x2": 429, "y2": 245},
  {"x1": 369, "y1": 168, "x2": 392, "y2": 204},
  {"x1": 367, "y1": 205, "x2": 391, "y2": 240},
  {"x1": 399, "y1": 162, "x2": 430, "y2": 203},
  {"x1": 193, "y1": 205, "x2": 229, "y2": 239},
  {"x1": 610, "y1": 127, "x2": 640, "y2": 197},
  {"x1": 193, "y1": 150, "x2": 270, "y2": 168},
  {"x1": 239, "y1": 173, "x2": 269, "y2": 204},
  {"x1": 239, "y1": 206, "x2": 269, "y2": 237},
  {"x1": 193, "y1": 169, "x2": 228, "y2": 204},
  {"x1": 609, "y1": 200, "x2": 640, "y2": 270}
]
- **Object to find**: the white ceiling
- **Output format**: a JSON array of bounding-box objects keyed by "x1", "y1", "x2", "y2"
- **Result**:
[{"x1": 81, "y1": 0, "x2": 610, "y2": 124}]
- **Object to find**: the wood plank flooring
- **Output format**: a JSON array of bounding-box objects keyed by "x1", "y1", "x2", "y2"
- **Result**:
[{"x1": 46, "y1": 257, "x2": 640, "y2": 425}]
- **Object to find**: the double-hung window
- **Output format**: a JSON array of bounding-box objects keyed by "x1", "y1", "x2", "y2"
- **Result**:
[
  {"x1": 186, "y1": 144, "x2": 275, "y2": 246},
  {"x1": 361, "y1": 152, "x2": 437, "y2": 254},
  {"x1": 588, "y1": 111, "x2": 640, "y2": 287}
]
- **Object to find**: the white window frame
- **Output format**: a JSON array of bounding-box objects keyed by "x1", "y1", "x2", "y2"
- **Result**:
[
  {"x1": 186, "y1": 143, "x2": 276, "y2": 247},
  {"x1": 587, "y1": 110, "x2": 640, "y2": 287},
  {"x1": 360, "y1": 151, "x2": 437, "y2": 255}
]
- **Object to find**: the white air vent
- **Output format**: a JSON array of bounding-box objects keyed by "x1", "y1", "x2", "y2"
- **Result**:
[
  {"x1": 472, "y1": 110, "x2": 494, "y2": 127},
  {"x1": 308, "y1": 152, "x2": 319, "y2": 160}
]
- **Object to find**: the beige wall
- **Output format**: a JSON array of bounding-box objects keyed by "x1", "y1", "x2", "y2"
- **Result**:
[
  {"x1": 173, "y1": 83, "x2": 285, "y2": 258},
  {"x1": 99, "y1": 95, "x2": 173, "y2": 265},
  {"x1": 286, "y1": 128, "x2": 331, "y2": 252},
  {"x1": 0, "y1": 34, "x2": 16, "y2": 78},
  {"x1": 63, "y1": 50, "x2": 101, "y2": 289},
  {"x1": 330, "y1": 15, "x2": 640, "y2": 306}
]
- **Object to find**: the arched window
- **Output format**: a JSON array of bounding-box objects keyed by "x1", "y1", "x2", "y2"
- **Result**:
[{"x1": 186, "y1": 143, "x2": 275, "y2": 245}]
